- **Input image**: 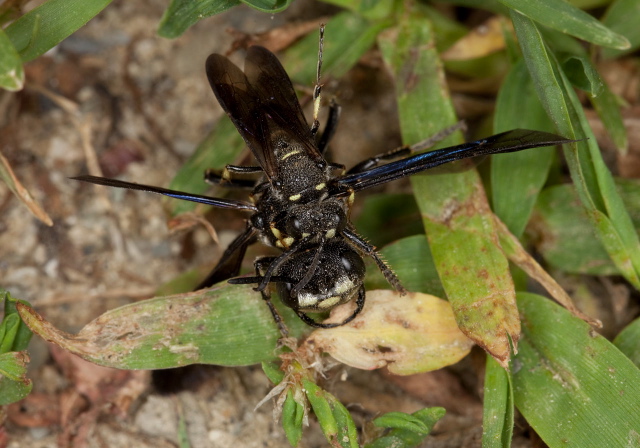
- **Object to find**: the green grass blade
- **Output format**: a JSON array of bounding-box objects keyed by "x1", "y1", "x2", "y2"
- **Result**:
[
  {"x1": 238, "y1": 0, "x2": 291, "y2": 13},
  {"x1": 367, "y1": 408, "x2": 445, "y2": 448},
  {"x1": 614, "y1": 317, "x2": 640, "y2": 368},
  {"x1": 0, "y1": 28, "x2": 23, "y2": 91},
  {"x1": 534, "y1": 184, "x2": 618, "y2": 275},
  {"x1": 158, "y1": 0, "x2": 240, "y2": 39},
  {"x1": 17, "y1": 283, "x2": 307, "y2": 369},
  {"x1": 5, "y1": 0, "x2": 112, "y2": 62},
  {"x1": 482, "y1": 355, "x2": 514, "y2": 448},
  {"x1": 498, "y1": 0, "x2": 630, "y2": 49},
  {"x1": 511, "y1": 10, "x2": 640, "y2": 289},
  {"x1": 0, "y1": 351, "x2": 32, "y2": 405},
  {"x1": 492, "y1": 59, "x2": 555, "y2": 238},
  {"x1": 602, "y1": 0, "x2": 640, "y2": 58},
  {"x1": 513, "y1": 293, "x2": 640, "y2": 448},
  {"x1": 379, "y1": 10, "x2": 519, "y2": 367}
]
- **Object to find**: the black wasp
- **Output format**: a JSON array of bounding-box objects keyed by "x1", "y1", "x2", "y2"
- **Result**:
[{"x1": 73, "y1": 30, "x2": 574, "y2": 332}]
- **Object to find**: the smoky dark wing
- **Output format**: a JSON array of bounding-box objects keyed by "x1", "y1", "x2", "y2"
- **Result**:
[
  {"x1": 195, "y1": 226, "x2": 257, "y2": 289},
  {"x1": 243, "y1": 46, "x2": 324, "y2": 163},
  {"x1": 206, "y1": 54, "x2": 278, "y2": 179},
  {"x1": 333, "y1": 129, "x2": 577, "y2": 192},
  {"x1": 72, "y1": 175, "x2": 257, "y2": 211}
]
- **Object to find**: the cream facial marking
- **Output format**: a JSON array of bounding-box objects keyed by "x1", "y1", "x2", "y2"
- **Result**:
[{"x1": 289, "y1": 193, "x2": 301, "y2": 201}]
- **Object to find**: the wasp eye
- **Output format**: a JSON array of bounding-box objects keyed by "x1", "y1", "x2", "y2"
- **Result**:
[{"x1": 286, "y1": 216, "x2": 302, "y2": 236}]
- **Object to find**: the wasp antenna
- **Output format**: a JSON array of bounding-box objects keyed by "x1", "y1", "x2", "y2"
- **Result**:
[{"x1": 310, "y1": 24, "x2": 325, "y2": 137}]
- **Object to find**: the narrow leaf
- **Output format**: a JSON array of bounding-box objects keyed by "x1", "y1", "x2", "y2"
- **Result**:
[
  {"x1": 602, "y1": 0, "x2": 640, "y2": 58},
  {"x1": 513, "y1": 293, "x2": 640, "y2": 447},
  {"x1": 0, "y1": 28, "x2": 23, "y2": 91},
  {"x1": 367, "y1": 407, "x2": 445, "y2": 448},
  {"x1": 379, "y1": 11, "x2": 520, "y2": 368},
  {"x1": 614, "y1": 317, "x2": 640, "y2": 368},
  {"x1": 499, "y1": 0, "x2": 630, "y2": 49},
  {"x1": 158, "y1": 0, "x2": 240, "y2": 39},
  {"x1": 17, "y1": 284, "x2": 308, "y2": 369},
  {"x1": 0, "y1": 351, "x2": 32, "y2": 405},
  {"x1": 511, "y1": 11, "x2": 640, "y2": 289},
  {"x1": 482, "y1": 355, "x2": 514, "y2": 448},
  {"x1": 492, "y1": 58, "x2": 555, "y2": 238},
  {"x1": 5, "y1": 0, "x2": 112, "y2": 62}
]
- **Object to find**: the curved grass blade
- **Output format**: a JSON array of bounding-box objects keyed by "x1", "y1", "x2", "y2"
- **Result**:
[
  {"x1": 5, "y1": 0, "x2": 112, "y2": 62},
  {"x1": 602, "y1": 0, "x2": 640, "y2": 59},
  {"x1": 482, "y1": 355, "x2": 514, "y2": 448},
  {"x1": 238, "y1": 0, "x2": 291, "y2": 13},
  {"x1": 0, "y1": 28, "x2": 23, "y2": 91},
  {"x1": 367, "y1": 408, "x2": 445, "y2": 447},
  {"x1": 614, "y1": 317, "x2": 640, "y2": 368},
  {"x1": 492, "y1": 59, "x2": 555, "y2": 238},
  {"x1": 379, "y1": 9, "x2": 519, "y2": 368},
  {"x1": 158, "y1": 0, "x2": 240, "y2": 39},
  {"x1": 498, "y1": 0, "x2": 630, "y2": 50},
  {"x1": 562, "y1": 54, "x2": 627, "y2": 154},
  {"x1": 511, "y1": 10, "x2": 640, "y2": 289},
  {"x1": 513, "y1": 293, "x2": 640, "y2": 447}
]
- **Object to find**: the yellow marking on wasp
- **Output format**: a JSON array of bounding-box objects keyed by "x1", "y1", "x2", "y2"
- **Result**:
[
  {"x1": 348, "y1": 191, "x2": 355, "y2": 207},
  {"x1": 302, "y1": 232, "x2": 310, "y2": 238},
  {"x1": 283, "y1": 237, "x2": 295, "y2": 248},
  {"x1": 289, "y1": 194, "x2": 301, "y2": 201},
  {"x1": 270, "y1": 225, "x2": 281, "y2": 239},
  {"x1": 318, "y1": 296, "x2": 341, "y2": 309},
  {"x1": 334, "y1": 277, "x2": 355, "y2": 294},
  {"x1": 298, "y1": 294, "x2": 319, "y2": 308},
  {"x1": 276, "y1": 241, "x2": 284, "y2": 248},
  {"x1": 280, "y1": 149, "x2": 301, "y2": 161},
  {"x1": 325, "y1": 229, "x2": 336, "y2": 238},
  {"x1": 315, "y1": 182, "x2": 326, "y2": 190}
]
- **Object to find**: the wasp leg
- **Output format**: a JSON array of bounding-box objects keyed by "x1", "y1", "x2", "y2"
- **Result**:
[
  {"x1": 341, "y1": 228, "x2": 406, "y2": 294},
  {"x1": 252, "y1": 257, "x2": 289, "y2": 337},
  {"x1": 254, "y1": 236, "x2": 311, "y2": 292},
  {"x1": 297, "y1": 286, "x2": 365, "y2": 328},
  {"x1": 204, "y1": 169, "x2": 258, "y2": 189},
  {"x1": 346, "y1": 121, "x2": 467, "y2": 174}
]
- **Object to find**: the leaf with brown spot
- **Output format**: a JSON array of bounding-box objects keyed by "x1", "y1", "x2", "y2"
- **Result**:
[
  {"x1": 306, "y1": 290, "x2": 473, "y2": 375},
  {"x1": 379, "y1": 13, "x2": 521, "y2": 368},
  {"x1": 17, "y1": 284, "x2": 307, "y2": 369}
]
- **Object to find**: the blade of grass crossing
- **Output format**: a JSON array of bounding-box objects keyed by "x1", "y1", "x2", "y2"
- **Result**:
[
  {"x1": 510, "y1": 10, "x2": 640, "y2": 289},
  {"x1": 379, "y1": 11, "x2": 520, "y2": 367}
]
